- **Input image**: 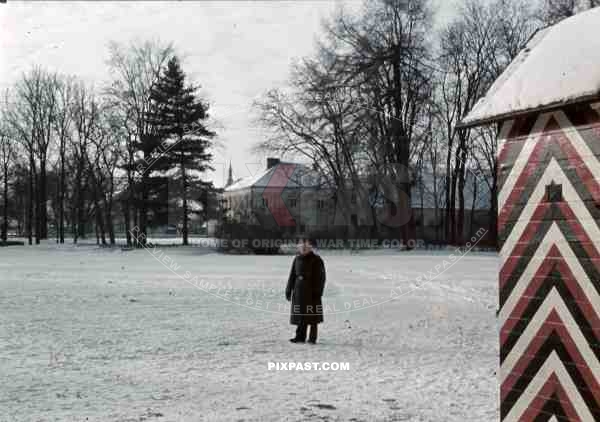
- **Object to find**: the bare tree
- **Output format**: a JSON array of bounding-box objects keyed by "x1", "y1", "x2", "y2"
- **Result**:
[
  {"x1": 81, "y1": 103, "x2": 123, "y2": 246},
  {"x1": 106, "y1": 39, "x2": 174, "y2": 246},
  {"x1": 97, "y1": 106, "x2": 126, "y2": 245},
  {"x1": 52, "y1": 75, "x2": 75, "y2": 243},
  {"x1": 0, "y1": 112, "x2": 16, "y2": 243},
  {"x1": 70, "y1": 81, "x2": 100, "y2": 243},
  {"x1": 493, "y1": 0, "x2": 542, "y2": 63},
  {"x1": 436, "y1": 0, "x2": 496, "y2": 243},
  {"x1": 420, "y1": 103, "x2": 447, "y2": 243},
  {"x1": 255, "y1": 80, "x2": 367, "y2": 236},
  {"x1": 6, "y1": 67, "x2": 59, "y2": 244},
  {"x1": 256, "y1": 0, "x2": 433, "y2": 242},
  {"x1": 541, "y1": 0, "x2": 599, "y2": 24},
  {"x1": 435, "y1": 0, "x2": 538, "y2": 244},
  {"x1": 324, "y1": 0, "x2": 433, "y2": 243}
]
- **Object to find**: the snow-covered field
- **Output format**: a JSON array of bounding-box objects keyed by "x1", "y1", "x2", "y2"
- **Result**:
[{"x1": 1, "y1": 244, "x2": 499, "y2": 422}]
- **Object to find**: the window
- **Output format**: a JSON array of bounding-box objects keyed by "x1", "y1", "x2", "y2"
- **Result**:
[
  {"x1": 350, "y1": 192, "x2": 357, "y2": 204},
  {"x1": 317, "y1": 199, "x2": 326, "y2": 210},
  {"x1": 289, "y1": 198, "x2": 297, "y2": 208},
  {"x1": 545, "y1": 182, "x2": 562, "y2": 203},
  {"x1": 262, "y1": 198, "x2": 268, "y2": 208}
]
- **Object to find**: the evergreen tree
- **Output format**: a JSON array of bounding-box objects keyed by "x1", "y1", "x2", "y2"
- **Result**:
[{"x1": 148, "y1": 56, "x2": 216, "y2": 245}]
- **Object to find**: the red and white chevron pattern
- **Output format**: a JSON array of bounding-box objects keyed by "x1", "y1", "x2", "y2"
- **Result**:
[{"x1": 498, "y1": 104, "x2": 600, "y2": 421}]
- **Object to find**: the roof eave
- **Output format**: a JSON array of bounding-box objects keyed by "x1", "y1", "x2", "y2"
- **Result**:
[{"x1": 458, "y1": 94, "x2": 600, "y2": 129}]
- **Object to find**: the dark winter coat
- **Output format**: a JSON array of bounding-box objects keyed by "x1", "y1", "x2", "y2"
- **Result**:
[{"x1": 285, "y1": 251, "x2": 326, "y2": 325}]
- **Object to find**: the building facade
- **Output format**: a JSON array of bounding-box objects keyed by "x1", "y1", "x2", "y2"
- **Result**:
[{"x1": 223, "y1": 158, "x2": 492, "y2": 245}]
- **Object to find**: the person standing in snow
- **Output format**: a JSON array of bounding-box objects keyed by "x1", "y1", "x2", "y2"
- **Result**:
[{"x1": 285, "y1": 237, "x2": 326, "y2": 344}]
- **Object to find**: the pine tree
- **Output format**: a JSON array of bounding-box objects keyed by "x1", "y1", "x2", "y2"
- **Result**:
[{"x1": 148, "y1": 56, "x2": 216, "y2": 245}]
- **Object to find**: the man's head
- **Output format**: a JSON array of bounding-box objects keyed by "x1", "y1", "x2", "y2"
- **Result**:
[{"x1": 297, "y1": 237, "x2": 315, "y2": 255}]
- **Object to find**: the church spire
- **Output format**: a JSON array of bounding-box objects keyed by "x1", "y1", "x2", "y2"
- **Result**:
[{"x1": 226, "y1": 162, "x2": 233, "y2": 187}]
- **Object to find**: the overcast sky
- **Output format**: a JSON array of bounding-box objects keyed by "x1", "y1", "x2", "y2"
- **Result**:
[{"x1": 0, "y1": 0, "x2": 455, "y2": 187}]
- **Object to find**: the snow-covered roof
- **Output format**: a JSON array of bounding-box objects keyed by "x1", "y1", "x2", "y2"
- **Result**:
[
  {"x1": 224, "y1": 162, "x2": 322, "y2": 192},
  {"x1": 225, "y1": 171, "x2": 269, "y2": 192},
  {"x1": 175, "y1": 198, "x2": 203, "y2": 212},
  {"x1": 461, "y1": 7, "x2": 600, "y2": 127}
]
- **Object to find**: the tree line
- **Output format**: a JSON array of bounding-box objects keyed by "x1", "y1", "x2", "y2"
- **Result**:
[
  {"x1": 254, "y1": 0, "x2": 597, "y2": 245},
  {"x1": 0, "y1": 40, "x2": 217, "y2": 246},
  {"x1": 0, "y1": 0, "x2": 596, "y2": 247}
]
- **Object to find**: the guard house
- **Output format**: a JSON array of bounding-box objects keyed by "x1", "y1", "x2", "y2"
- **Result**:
[{"x1": 461, "y1": 8, "x2": 600, "y2": 422}]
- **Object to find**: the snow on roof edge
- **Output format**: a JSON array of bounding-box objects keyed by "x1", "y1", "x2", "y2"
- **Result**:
[
  {"x1": 461, "y1": 7, "x2": 600, "y2": 128},
  {"x1": 459, "y1": 27, "x2": 550, "y2": 128},
  {"x1": 223, "y1": 162, "x2": 320, "y2": 192},
  {"x1": 459, "y1": 94, "x2": 600, "y2": 128}
]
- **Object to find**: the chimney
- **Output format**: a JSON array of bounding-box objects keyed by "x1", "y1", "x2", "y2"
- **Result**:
[{"x1": 267, "y1": 157, "x2": 280, "y2": 169}]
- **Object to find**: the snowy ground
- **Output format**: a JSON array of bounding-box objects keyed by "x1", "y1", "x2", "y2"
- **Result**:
[{"x1": 1, "y1": 243, "x2": 499, "y2": 422}]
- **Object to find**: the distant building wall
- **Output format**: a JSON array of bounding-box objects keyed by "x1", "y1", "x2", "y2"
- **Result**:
[{"x1": 223, "y1": 178, "x2": 491, "y2": 244}]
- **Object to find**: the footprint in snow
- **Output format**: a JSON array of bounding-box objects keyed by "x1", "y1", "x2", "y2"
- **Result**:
[
  {"x1": 311, "y1": 403, "x2": 337, "y2": 410},
  {"x1": 388, "y1": 414, "x2": 414, "y2": 421}
]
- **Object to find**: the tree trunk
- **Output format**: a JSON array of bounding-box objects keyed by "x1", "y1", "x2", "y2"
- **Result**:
[
  {"x1": 105, "y1": 190, "x2": 115, "y2": 246},
  {"x1": 106, "y1": 207, "x2": 115, "y2": 245},
  {"x1": 181, "y1": 150, "x2": 188, "y2": 246},
  {"x1": 74, "y1": 168, "x2": 86, "y2": 243},
  {"x1": 456, "y1": 147, "x2": 467, "y2": 244},
  {"x1": 125, "y1": 169, "x2": 134, "y2": 247},
  {"x1": 123, "y1": 199, "x2": 131, "y2": 247},
  {"x1": 59, "y1": 149, "x2": 66, "y2": 243},
  {"x1": 139, "y1": 173, "x2": 148, "y2": 247},
  {"x1": 39, "y1": 157, "x2": 47, "y2": 239},
  {"x1": 28, "y1": 156, "x2": 35, "y2": 245},
  {"x1": 444, "y1": 139, "x2": 454, "y2": 243},
  {"x1": 431, "y1": 156, "x2": 440, "y2": 243},
  {"x1": 449, "y1": 170, "x2": 458, "y2": 244},
  {"x1": 2, "y1": 163, "x2": 8, "y2": 243},
  {"x1": 470, "y1": 171, "x2": 477, "y2": 241},
  {"x1": 95, "y1": 213, "x2": 100, "y2": 245},
  {"x1": 96, "y1": 204, "x2": 106, "y2": 245}
]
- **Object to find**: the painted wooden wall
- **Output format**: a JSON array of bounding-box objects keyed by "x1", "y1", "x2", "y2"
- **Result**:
[{"x1": 498, "y1": 103, "x2": 600, "y2": 421}]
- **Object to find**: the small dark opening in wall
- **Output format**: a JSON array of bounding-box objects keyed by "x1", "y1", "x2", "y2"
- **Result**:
[{"x1": 545, "y1": 182, "x2": 563, "y2": 203}]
